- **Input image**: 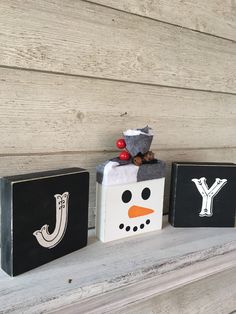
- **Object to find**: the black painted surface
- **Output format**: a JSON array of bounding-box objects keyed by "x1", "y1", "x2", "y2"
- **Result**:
[
  {"x1": 1, "y1": 178, "x2": 13, "y2": 276},
  {"x1": 1, "y1": 168, "x2": 89, "y2": 276},
  {"x1": 169, "y1": 162, "x2": 236, "y2": 227}
]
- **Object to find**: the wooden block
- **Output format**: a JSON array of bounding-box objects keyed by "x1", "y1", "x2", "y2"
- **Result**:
[
  {"x1": 96, "y1": 179, "x2": 165, "y2": 242},
  {"x1": 1, "y1": 168, "x2": 89, "y2": 276},
  {"x1": 96, "y1": 153, "x2": 166, "y2": 242},
  {"x1": 169, "y1": 162, "x2": 236, "y2": 227}
]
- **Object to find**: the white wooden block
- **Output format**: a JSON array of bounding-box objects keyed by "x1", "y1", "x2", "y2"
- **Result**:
[{"x1": 96, "y1": 178, "x2": 165, "y2": 242}]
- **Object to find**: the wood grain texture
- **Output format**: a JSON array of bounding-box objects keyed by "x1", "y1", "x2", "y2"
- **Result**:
[
  {"x1": 0, "y1": 148, "x2": 235, "y2": 229},
  {"x1": 111, "y1": 267, "x2": 236, "y2": 314},
  {"x1": 0, "y1": 1, "x2": 236, "y2": 93},
  {"x1": 53, "y1": 257, "x2": 236, "y2": 314},
  {"x1": 0, "y1": 1, "x2": 235, "y2": 311},
  {"x1": 89, "y1": 0, "x2": 236, "y2": 41},
  {"x1": 1, "y1": 68, "x2": 236, "y2": 154},
  {"x1": 0, "y1": 217, "x2": 235, "y2": 313}
]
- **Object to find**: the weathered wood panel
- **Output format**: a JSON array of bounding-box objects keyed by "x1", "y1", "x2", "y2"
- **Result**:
[
  {"x1": 0, "y1": 218, "x2": 235, "y2": 313},
  {"x1": 111, "y1": 267, "x2": 236, "y2": 314},
  {"x1": 89, "y1": 0, "x2": 236, "y2": 41},
  {"x1": 1, "y1": 68, "x2": 236, "y2": 154},
  {"x1": 0, "y1": 1, "x2": 235, "y2": 93},
  {"x1": 0, "y1": 148, "x2": 235, "y2": 228}
]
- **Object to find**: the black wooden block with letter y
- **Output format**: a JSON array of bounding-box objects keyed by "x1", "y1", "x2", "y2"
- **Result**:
[
  {"x1": 169, "y1": 162, "x2": 236, "y2": 227},
  {"x1": 1, "y1": 168, "x2": 89, "y2": 276}
]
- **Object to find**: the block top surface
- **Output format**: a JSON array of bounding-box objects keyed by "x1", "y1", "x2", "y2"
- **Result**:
[
  {"x1": 172, "y1": 161, "x2": 235, "y2": 167},
  {"x1": 97, "y1": 158, "x2": 165, "y2": 186},
  {"x1": 2, "y1": 167, "x2": 88, "y2": 183}
]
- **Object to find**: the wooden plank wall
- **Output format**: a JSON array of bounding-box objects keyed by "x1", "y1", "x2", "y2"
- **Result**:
[{"x1": 0, "y1": 0, "x2": 235, "y2": 228}]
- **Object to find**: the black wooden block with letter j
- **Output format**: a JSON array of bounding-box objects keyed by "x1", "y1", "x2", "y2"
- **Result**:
[
  {"x1": 169, "y1": 162, "x2": 236, "y2": 227},
  {"x1": 1, "y1": 168, "x2": 89, "y2": 276}
]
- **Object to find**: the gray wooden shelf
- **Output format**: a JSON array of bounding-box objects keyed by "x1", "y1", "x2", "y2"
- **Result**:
[{"x1": 0, "y1": 216, "x2": 236, "y2": 313}]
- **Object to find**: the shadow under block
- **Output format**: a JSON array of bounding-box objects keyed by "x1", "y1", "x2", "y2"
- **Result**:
[
  {"x1": 169, "y1": 162, "x2": 236, "y2": 227},
  {"x1": 96, "y1": 178, "x2": 165, "y2": 242},
  {"x1": 1, "y1": 168, "x2": 89, "y2": 276}
]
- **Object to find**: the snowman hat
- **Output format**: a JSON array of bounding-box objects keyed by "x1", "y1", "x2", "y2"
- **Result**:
[
  {"x1": 96, "y1": 126, "x2": 165, "y2": 186},
  {"x1": 123, "y1": 126, "x2": 153, "y2": 157}
]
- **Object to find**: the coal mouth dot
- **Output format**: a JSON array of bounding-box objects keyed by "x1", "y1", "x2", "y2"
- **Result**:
[{"x1": 119, "y1": 220, "x2": 151, "y2": 232}]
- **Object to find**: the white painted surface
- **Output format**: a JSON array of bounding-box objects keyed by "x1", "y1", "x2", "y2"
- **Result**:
[
  {"x1": 96, "y1": 178, "x2": 165, "y2": 242},
  {"x1": 0, "y1": 217, "x2": 235, "y2": 313},
  {"x1": 102, "y1": 161, "x2": 139, "y2": 186},
  {"x1": 52, "y1": 255, "x2": 236, "y2": 314},
  {"x1": 110, "y1": 266, "x2": 236, "y2": 314}
]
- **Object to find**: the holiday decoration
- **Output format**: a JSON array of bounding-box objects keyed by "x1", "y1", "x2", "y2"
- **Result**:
[
  {"x1": 116, "y1": 138, "x2": 126, "y2": 149},
  {"x1": 96, "y1": 126, "x2": 166, "y2": 242},
  {"x1": 169, "y1": 162, "x2": 236, "y2": 227},
  {"x1": 119, "y1": 151, "x2": 131, "y2": 161},
  {"x1": 1, "y1": 168, "x2": 89, "y2": 276}
]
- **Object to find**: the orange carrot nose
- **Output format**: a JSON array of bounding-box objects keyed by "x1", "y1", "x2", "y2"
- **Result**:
[{"x1": 128, "y1": 205, "x2": 154, "y2": 218}]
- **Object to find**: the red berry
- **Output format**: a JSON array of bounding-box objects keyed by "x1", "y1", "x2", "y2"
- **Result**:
[
  {"x1": 116, "y1": 138, "x2": 126, "y2": 149},
  {"x1": 119, "y1": 151, "x2": 130, "y2": 160}
]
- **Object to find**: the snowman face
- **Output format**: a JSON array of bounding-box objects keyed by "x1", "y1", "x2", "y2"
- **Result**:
[{"x1": 97, "y1": 178, "x2": 165, "y2": 242}]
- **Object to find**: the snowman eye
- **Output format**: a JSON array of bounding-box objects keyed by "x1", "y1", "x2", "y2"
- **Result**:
[
  {"x1": 122, "y1": 190, "x2": 132, "y2": 203},
  {"x1": 141, "y1": 187, "x2": 151, "y2": 200}
]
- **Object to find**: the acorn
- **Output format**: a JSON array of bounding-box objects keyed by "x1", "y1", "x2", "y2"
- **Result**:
[
  {"x1": 132, "y1": 156, "x2": 143, "y2": 166},
  {"x1": 143, "y1": 151, "x2": 155, "y2": 162}
]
